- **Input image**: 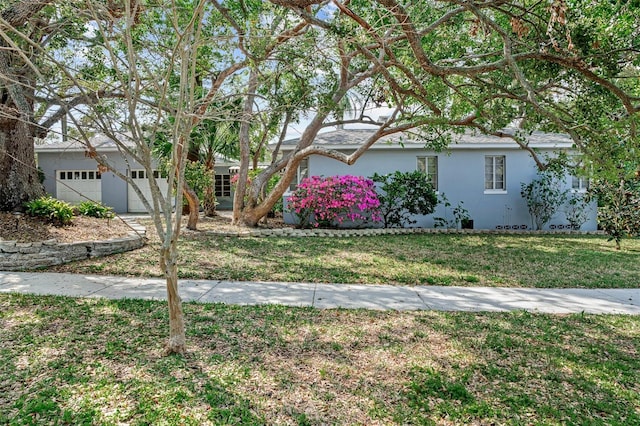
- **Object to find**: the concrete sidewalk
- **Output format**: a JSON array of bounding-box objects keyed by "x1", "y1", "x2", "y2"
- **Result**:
[{"x1": 0, "y1": 271, "x2": 638, "y2": 314}]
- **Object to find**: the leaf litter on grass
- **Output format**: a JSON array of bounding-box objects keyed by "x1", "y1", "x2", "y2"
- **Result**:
[{"x1": 2, "y1": 295, "x2": 639, "y2": 425}]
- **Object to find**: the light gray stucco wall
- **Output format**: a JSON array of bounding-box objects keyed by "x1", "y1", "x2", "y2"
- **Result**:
[
  {"x1": 282, "y1": 147, "x2": 597, "y2": 231},
  {"x1": 213, "y1": 164, "x2": 234, "y2": 210},
  {"x1": 37, "y1": 151, "x2": 110, "y2": 201},
  {"x1": 38, "y1": 151, "x2": 142, "y2": 213}
]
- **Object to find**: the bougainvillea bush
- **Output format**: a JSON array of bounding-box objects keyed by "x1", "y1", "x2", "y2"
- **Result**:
[{"x1": 287, "y1": 175, "x2": 381, "y2": 228}]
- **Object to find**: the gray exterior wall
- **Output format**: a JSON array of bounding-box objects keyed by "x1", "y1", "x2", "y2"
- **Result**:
[
  {"x1": 213, "y1": 164, "x2": 234, "y2": 211},
  {"x1": 283, "y1": 146, "x2": 598, "y2": 231},
  {"x1": 38, "y1": 149, "x2": 239, "y2": 213},
  {"x1": 38, "y1": 151, "x2": 144, "y2": 213}
]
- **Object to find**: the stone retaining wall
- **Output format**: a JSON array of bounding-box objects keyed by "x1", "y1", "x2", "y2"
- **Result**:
[
  {"x1": 205, "y1": 227, "x2": 604, "y2": 238},
  {"x1": 0, "y1": 220, "x2": 146, "y2": 271}
]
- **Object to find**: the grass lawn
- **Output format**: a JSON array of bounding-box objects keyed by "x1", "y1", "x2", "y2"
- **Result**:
[
  {"x1": 1, "y1": 293, "x2": 639, "y2": 425},
  {"x1": 49, "y1": 230, "x2": 640, "y2": 288}
]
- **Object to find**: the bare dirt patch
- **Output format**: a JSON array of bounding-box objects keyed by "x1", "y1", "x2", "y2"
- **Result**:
[
  {"x1": 0, "y1": 211, "x2": 289, "y2": 244},
  {"x1": 0, "y1": 212, "x2": 134, "y2": 243},
  {"x1": 181, "y1": 211, "x2": 290, "y2": 234}
]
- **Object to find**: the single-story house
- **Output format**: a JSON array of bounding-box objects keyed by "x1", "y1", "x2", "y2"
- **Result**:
[
  {"x1": 278, "y1": 128, "x2": 597, "y2": 231},
  {"x1": 36, "y1": 135, "x2": 238, "y2": 213}
]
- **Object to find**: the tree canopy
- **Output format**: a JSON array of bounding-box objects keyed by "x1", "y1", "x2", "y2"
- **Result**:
[{"x1": 0, "y1": 0, "x2": 638, "y2": 351}]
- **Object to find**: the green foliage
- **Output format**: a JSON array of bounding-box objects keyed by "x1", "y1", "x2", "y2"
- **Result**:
[
  {"x1": 184, "y1": 160, "x2": 214, "y2": 203},
  {"x1": 520, "y1": 170, "x2": 568, "y2": 231},
  {"x1": 24, "y1": 196, "x2": 74, "y2": 226},
  {"x1": 564, "y1": 193, "x2": 591, "y2": 230},
  {"x1": 76, "y1": 201, "x2": 115, "y2": 219},
  {"x1": 370, "y1": 171, "x2": 438, "y2": 228},
  {"x1": 433, "y1": 193, "x2": 470, "y2": 229},
  {"x1": 591, "y1": 178, "x2": 640, "y2": 249},
  {"x1": 264, "y1": 172, "x2": 283, "y2": 213}
]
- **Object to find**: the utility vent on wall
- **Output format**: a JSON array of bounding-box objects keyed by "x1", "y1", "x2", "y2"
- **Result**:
[{"x1": 378, "y1": 115, "x2": 389, "y2": 123}]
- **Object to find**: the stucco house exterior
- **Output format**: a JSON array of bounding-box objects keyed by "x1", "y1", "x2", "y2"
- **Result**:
[
  {"x1": 279, "y1": 128, "x2": 597, "y2": 231},
  {"x1": 36, "y1": 135, "x2": 238, "y2": 213}
]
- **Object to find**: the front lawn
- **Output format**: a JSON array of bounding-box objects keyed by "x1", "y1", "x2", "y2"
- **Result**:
[
  {"x1": 49, "y1": 231, "x2": 640, "y2": 288},
  {"x1": 1, "y1": 294, "x2": 638, "y2": 425}
]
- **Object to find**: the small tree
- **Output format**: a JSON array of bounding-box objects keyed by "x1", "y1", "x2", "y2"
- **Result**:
[
  {"x1": 370, "y1": 171, "x2": 438, "y2": 228},
  {"x1": 520, "y1": 171, "x2": 568, "y2": 230},
  {"x1": 287, "y1": 175, "x2": 381, "y2": 228},
  {"x1": 564, "y1": 193, "x2": 591, "y2": 230},
  {"x1": 591, "y1": 179, "x2": 640, "y2": 250}
]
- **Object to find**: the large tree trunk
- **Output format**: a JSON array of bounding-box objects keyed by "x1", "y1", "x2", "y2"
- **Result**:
[
  {"x1": 203, "y1": 156, "x2": 217, "y2": 217},
  {"x1": 183, "y1": 184, "x2": 200, "y2": 230},
  {"x1": 232, "y1": 69, "x2": 258, "y2": 225},
  {"x1": 203, "y1": 184, "x2": 216, "y2": 217},
  {"x1": 0, "y1": 115, "x2": 44, "y2": 211},
  {"x1": 160, "y1": 244, "x2": 186, "y2": 355},
  {"x1": 0, "y1": 0, "x2": 53, "y2": 212}
]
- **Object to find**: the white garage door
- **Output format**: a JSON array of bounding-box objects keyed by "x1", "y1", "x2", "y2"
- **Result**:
[
  {"x1": 56, "y1": 170, "x2": 102, "y2": 204},
  {"x1": 127, "y1": 169, "x2": 170, "y2": 213}
]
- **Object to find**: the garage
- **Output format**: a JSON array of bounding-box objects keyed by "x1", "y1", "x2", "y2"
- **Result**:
[
  {"x1": 56, "y1": 170, "x2": 102, "y2": 205},
  {"x1": 127, "y1": 169, "x2": 170, "y2": 213}
]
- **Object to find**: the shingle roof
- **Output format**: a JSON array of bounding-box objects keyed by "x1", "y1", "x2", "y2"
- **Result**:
[
  {"x1": 35, "y1": 134, "x2": 132, "y2": 153},
  {"x1": 35, "y1": 134, "x2": 239, "y2": 164},
  {"x1": 278, "y1": 128, "x2": 573, "y2": 150}
]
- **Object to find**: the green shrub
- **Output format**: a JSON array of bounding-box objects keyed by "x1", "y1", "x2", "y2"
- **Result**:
[
  {"x1": 371, "y1": 170, "x2": 438, "y2": 228},
  {"x1": 520, "y1": 172, "x2": 567, "y2": 230},
  {"x1": 24, "y1": 196, "x2": 75, "y2": 226},
  {"x1": 77, "y1": 200, "x2": 115, "y2": 219},
  {"x1": 591, "y1": 178, "x2": 640, "y2": 250}
]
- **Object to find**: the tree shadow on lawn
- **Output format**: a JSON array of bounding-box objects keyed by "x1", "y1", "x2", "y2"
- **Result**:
[
  {"x1": 2, "y1": 294, "x2": 639, "y2": 425},
  {"x1": 46, "y1": 232, "x2": 640, "y2": 289},
  {"x1": 205, "y1": 234, "x2": 640, "y2": 288}
]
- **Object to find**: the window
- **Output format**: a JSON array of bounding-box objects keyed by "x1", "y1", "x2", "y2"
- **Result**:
[
  {"x1": 417, "y1": 156, "x2": 438, "y2": 190},
  {"x1": 58, "y1": 170, "x2": 100, "y2": 180},
  {"x1": 215, "y1": 174, "x2": 231, "y2": 197},
  {"x1": 572, "y1": 176, "x2": 589, "y2": 192},
  {"x1": 131, "y1": 169, "x2": 165, "y2": 180},
  {"x1": 568, "y1": 155, "x2": 590, "y2": 192},
  {"x1": 288, "y1": 157, "x2": 309, "y2": 191},
  {"x1": 485, "y1": 156, "x2": 506, "y2": 192}
]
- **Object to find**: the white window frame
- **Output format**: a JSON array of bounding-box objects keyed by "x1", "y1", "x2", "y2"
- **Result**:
[
  {"x1": 571, "y1": 176, "x2": 589, "y2": 192},
  {"x1": 484, "y1": 155, "x2": 506, "y2": 193},
  {"x1": 288, "y1": 157, "x2": 309, "y2": 192},
  {"x1": 568, "y1": 155, "x2": 590, "y2": 193},
  {"x1": 417, "y1": 156, "x2": 438, "y2": 191},
  {"x1": 130, "y1": 169, "x2": 167, "y2": 180},
  {"x1": 58, "y1": 170, "x2": 101, "y2": 181},
  {"x1": 215, "y1": 174, "x2": 232, "y2": 197}
]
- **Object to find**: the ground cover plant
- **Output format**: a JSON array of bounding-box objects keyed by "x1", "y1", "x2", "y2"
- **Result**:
[
  {"x1": 1, "y1": 293, "x2": 638, "y2": 425},
  {"x1": 48, "y1": 224, "x2": 640, "y2": 289},
  {"x1": 24, "y1": 196, "x2": 75, "y2": 226}
]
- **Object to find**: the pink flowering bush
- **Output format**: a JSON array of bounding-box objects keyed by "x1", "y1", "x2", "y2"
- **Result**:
[{"x1": 287, "y1": 175, "x2": 382, "y2": 228}]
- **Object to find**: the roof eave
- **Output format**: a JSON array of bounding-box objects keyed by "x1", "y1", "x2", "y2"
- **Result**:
[{"x1": 276, "y1": 142, "x2": 575, "y2": 151}]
